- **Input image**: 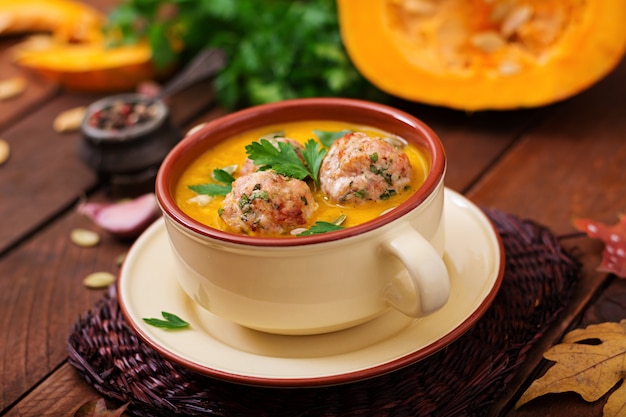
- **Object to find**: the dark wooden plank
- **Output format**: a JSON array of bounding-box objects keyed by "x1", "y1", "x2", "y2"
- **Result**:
[
  {"x1": 2, "y1": 364, "x2": 100, "y2": 417},
  {"x1": 0, "y1": 202, "x2": 129, "y2": 411},
  {"x1": 0, "y1": 108, "x2": 223, "y2": 413},
  {"x1": 392, "y1": 98, "x2": 550, "y2": 193},
  {"x1": 474, "y1": 58, "x2": 626, "y2": 417},
  {"x1": 505, "y1": 277, "x2": 626, "y2": 417},
  {"x1": 0, "y1": 38, "x2": 59, "y2": 132},
  {"x1": 0, "y1": 93, "x2": 101, "y2": 255}
]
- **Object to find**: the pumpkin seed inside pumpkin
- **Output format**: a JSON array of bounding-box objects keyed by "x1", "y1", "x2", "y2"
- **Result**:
[{"x1": 390, "y1": 0, "x2": 574, "y2": 76}]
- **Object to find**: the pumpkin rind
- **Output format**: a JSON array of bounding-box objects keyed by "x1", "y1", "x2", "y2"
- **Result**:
[{"x1": 337, "y1": 0, "x2": 626, "y2": 110}]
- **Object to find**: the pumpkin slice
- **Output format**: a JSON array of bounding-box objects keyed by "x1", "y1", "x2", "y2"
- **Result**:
[
  {"x1": 0, "y1": 0, "x2": 104, "y2": 42},
  {"x1": 337, "y1": 0, "x2": 626, "y2": 110},
  {"x1": 14, "y1": 41, "x2": 161, "y2": 92}
]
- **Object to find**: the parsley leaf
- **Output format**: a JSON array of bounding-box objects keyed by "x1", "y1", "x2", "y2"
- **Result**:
[
  {"x1": 212, "y1": 168, "x2": 235, "y2": 184},
  {"x1": 188, "y1": 183, "x2": 232, "y2": 196},
  {"x1": 246, "y1": 139, "x2": 327, "y2": 186},
  {"x1": 301, "y1": 139, "x2": 327, "y2": 186},
  {"x1": 297, "y1": 221, "x2": 345, "y2": 236},
  {"x1": 143, "y1": 311, "x2": 190, "y2": 329},
  {"x1": 188, "y1": 168, "x2": 235, "y2": 196},
  {"x1": 314, "y1": 129, "x2": 352, "y2": 147}
]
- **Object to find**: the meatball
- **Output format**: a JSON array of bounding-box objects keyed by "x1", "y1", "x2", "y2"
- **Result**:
[
  {"x1": 220, "y1": 170, "x2": 318, "y2": 235},
  {"x1": 239, "y1": 137, "x2": 305, "y2": 176},
  {"x1": 319, "y1": 132, "x2": 412, "y2": 205}
]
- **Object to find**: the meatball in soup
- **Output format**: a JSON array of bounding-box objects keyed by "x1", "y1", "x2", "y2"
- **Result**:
[
  {"x1": 220, "y1": 170, "x2": 318, "y2": 234},
  {"x1": 320, "y1": 132, "x2": 412, "y2": 204}
]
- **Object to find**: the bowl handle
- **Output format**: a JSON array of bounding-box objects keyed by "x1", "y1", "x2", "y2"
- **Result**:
[{"x1": 382, "y1": 228, "x2": 450, "y2": 317}]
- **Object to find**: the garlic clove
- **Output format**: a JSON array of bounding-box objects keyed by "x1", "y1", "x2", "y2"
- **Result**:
[{"x1": 77, "y1": 193, "x2": 161, "y2": 239}]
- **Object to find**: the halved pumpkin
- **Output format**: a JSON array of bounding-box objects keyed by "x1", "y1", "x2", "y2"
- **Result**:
[
  {"x1": 337, "y1": 0, "x2": 626, "y2": 110},
  {"x1": 14, "y1": 40, "x2": 163, "y2": 92}
]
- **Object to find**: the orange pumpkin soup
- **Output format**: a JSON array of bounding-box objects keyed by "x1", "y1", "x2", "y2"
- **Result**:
[{"x1": 174, "y1": 120, "x2": 429, "y2": 237}]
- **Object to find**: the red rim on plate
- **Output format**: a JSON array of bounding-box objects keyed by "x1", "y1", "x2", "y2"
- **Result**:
[{"x1": 118, "y1": 189, "x2": 505, "y2": 387}]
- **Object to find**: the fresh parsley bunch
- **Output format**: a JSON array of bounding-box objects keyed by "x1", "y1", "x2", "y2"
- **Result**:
[{"x1": 105, "y1": 0, "x2": 387, "y2": 109}]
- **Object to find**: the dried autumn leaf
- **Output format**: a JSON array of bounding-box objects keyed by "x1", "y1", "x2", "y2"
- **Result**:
[
  {"x1": 74, "y1": 398, "x2": 128, "y2": 417},
  {"x1": 516, "y1": 320, "x2": 626, "y2": 416},
  {"x1": 574, "y1": 215, "x2": 626, "y2": 278}
]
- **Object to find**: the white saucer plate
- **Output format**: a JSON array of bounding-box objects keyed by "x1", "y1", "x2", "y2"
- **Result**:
[{"x1": 118, "y1": 188, "x2": 504, "y2": 387}]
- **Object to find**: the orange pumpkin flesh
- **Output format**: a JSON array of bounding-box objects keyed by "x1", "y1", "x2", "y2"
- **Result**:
[
  {"x1": 14, "y1": 41, "x2": 162, "y2": 93},
  {"x1": 0, "y1": 0, "x2": 104, "y2": 42},
  {"x1": 338, "y1": 0, "x2": 626, "y2": 110}
]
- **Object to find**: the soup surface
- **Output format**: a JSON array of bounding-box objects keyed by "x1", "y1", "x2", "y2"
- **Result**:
[{"x1": 174, "y1": 120, "x2": 430, "y2": 237}]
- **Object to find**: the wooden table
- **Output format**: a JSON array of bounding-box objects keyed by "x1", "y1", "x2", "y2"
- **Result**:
[{"x1": 2, "y1": 4, "x2": 626, "y2": 416}]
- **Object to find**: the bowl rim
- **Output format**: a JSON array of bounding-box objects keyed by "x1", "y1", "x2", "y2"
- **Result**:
[{"x1": 155, "y1": 97, "x2": 446, "y2": 247}]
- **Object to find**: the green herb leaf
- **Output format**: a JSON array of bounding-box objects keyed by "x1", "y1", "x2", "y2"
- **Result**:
[
  {"x1": 297, "y1": 221, "x2": 345, "y2": 236},
  {"x1": 301, "y1": 139, "x2": 327, "y2": 187},
  {"x1": 143, "y1": 311, "x2": 190, "y2": 329},
  {"x1": 104, "y1": 0, "x2": 388, "y2": 110},
  {"x1": 246, "y1": 139, "x2": 311, "y2": 181},
  {"x1": 212, "y1": 168, "x2": 236, "y2": 184},
  {"x1": 188, "y1": 168, "x2": 235, "y2": 196},
  {"x1": 314, "y1": 129, "x2": 351, "y2": 147},
  {"x1": 188, "y1": 183, "x2": 232, "y2": 196}
]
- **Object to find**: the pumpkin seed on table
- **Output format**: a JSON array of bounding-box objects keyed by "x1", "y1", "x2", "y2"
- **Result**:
[
  {"x1": 185, "y1": 123, "x2": 206, "y2": 137},
  {"x1": 0, "y1": 139, "x2": 10, "y2": 166},
  {"x1": 53, "y1": 106, "x2": 86, "y2": 133},
  {"x1": 0, "y1": 76, "x2": 26, "y2": 101},
  {"x1": 83, "y1": 272, "x2": 116, "y2": 289},
  {"x1": 115, "y1": 252, "x2": 127, "y2": 266},
  {"x1": 70, "y1": 228, "x2": 100, "y2": 247}
]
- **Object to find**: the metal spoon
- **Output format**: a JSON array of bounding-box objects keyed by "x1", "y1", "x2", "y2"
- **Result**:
[{"x1": 150, "y1": 48, "x2": 227, "y2": 102}]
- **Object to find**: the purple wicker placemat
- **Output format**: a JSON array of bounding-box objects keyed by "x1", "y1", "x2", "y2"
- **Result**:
[{"x1": 68, "y1": 209, "x2": 580, "y2": 417}]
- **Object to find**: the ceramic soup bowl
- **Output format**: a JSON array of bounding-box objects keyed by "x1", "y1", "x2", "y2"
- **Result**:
[{"x1": 155, "y1": 98, "x2": 449, "y2": 335}]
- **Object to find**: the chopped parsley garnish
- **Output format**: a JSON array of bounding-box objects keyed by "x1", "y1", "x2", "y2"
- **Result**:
[
  {"x1": 245, "y1": 138, "x2": 327, "y2": 186},
  {"x1": 369, "y1": 165, "x2": 393, "y2": 185},
  {"x1": 213, "y1": 168, "x2": 236, "y2": 184},
  {"x1": 297, "y1": 221, "x2": 345, "y2": 236},
  {"x1": 188, "y1": 168, "x2": 235, "y2": 196},
  {"x1": 143, "y1": 311, "x2": 190, "y2": 329},
  {"x1": 379, "y1": 189, "x2": 397, "y2": 200},
  {"x1": 314, "y1": 129, "x2": 352, "y2": 147},
  {"x1": 353, "y1": 189, "x2": 368, "y2": 199},
  {"x1": 238, "y1": 187, "x2": 270, "y2": 214}
]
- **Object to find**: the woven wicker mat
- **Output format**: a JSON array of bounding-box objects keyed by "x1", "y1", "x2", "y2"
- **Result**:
[{"x1": 68, "y1": 209, "x2": 581, "y2": 417}]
